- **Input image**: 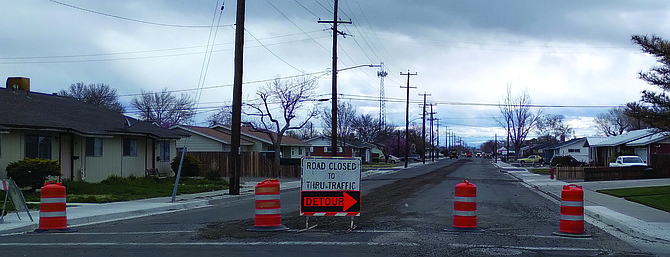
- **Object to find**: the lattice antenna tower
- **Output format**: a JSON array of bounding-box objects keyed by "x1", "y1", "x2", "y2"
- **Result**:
[{"x1": 377, "y1": 62, "x2": 388, "y2": 125}]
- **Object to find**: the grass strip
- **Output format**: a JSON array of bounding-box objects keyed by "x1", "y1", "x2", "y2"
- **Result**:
[
  {"x1": 598, "y1": 186, "x2": 670, "y2": 213},
  {"x1": 529, "y1": 168, "x2": 551, "y2": 175}
]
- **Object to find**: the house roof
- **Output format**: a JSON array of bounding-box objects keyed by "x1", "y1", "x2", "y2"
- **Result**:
[
  {"x1": 171, "y1": 125, "x2": 254, "y2": 146},
  {"x1": 0, "y1": 87, "x2": 182, "y2": 139},
  {"x1": 210, "y1": 125, "x2": 309, "y2": 147},
  {"x1": 585, "y1": 137, "x2": 608, "y2": 147},
  {"x1": 589, "y1": 129, "x2": 658, "y2": 147},
  {"x1": 627, "y1": 131, "x2": 670, "y2": 146},
  {"x1": 545, "y1": 137, "x2": 586, "y2": 150}
]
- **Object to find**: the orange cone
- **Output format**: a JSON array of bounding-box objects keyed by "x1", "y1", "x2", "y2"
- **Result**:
[
  {"x1": 553, "y1": 184, "x2": 590, "y2": 237},
  {"x1": 34, "y1": 182, "x2": 76, "y2": 233},
  {"x1": 248, "y1": 179, "x2": 288, "y2": 232},
  {"x1": 446, "y1": 180, "x2": 483, "y2": 232}
]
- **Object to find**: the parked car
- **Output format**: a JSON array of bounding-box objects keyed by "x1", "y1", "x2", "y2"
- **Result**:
[
  {"x1": 609, "y1": 156, "x2": 647, "y2": 167},
  {"x1": 386, "y1": 155, "x2": 400, "y2": 164},
  {"x1": 550, "y1": 155, "x2": 586, "y2": 167},
  {"x1": 518, "y1": 155, "x2": 544, "y2": 165},
  {"x1": 400, "y1": 154, "x2": 421, "y2": 162}
]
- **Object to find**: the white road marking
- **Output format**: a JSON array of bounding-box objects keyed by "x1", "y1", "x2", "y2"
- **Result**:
[
  {"x1": 449, "y1": 243, "x2": 605, "y2": 252},
  {"x1": 0, "y1": 241, "x2": 419, "y2": 247}
]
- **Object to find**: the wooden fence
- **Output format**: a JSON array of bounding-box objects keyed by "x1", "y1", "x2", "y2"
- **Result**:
[
  {"x1": 583, "y1": 166, "x2": 654, "y2": 181},
  {"x1": 555, "y1": 167, "x2": 585, "y2": 180},
  {"x1": 187, "y1": 152, "x2": 301, "y2": 178}
]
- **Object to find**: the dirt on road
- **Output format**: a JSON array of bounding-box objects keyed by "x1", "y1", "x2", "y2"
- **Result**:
[{"x1": 198, "y1": 159, "x2": 468, "y2": 240}]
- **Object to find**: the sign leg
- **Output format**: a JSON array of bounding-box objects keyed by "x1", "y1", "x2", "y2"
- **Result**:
[{"x1": 345, "y1": 216, "x2": 357, "y2": 233}]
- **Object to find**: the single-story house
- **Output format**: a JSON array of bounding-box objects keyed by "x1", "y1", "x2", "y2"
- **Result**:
[
  {"x1": 182, "y1": 125, "x2": 310, "y2": 158},
  {"x1": 588, "y1": 129, "x2": 668, "y2": 166},
  {"x1": 0, "y1": 77, "x2": 184, "y2": 182},
  {"x1": 543, "y1": 137, "x2": 595, "y2": 164},
  {"x1": 305, "y1": 136, "x2": 351, "y2": 157},
  {"x1": 170, "y1": 125, "x2": 254, "y2": 152}
]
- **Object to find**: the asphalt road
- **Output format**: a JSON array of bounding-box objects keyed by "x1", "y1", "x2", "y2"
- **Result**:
[{"x1": 1, "y1": 158, "x2": 655, "y2": 256}]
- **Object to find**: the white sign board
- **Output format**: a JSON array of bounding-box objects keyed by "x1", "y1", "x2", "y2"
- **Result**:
[{"x1": 301, "y1": 157, "x2": 361, "y2": 191}]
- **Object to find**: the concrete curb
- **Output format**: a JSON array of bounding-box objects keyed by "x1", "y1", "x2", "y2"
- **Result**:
[{"x1": 494, "y1": 162, "x2": 670, "y2": 244}]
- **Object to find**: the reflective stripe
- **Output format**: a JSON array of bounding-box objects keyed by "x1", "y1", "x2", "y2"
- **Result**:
[
  {"x1": 256, "y1": 187, "x2": 280, "y2": 194},
  {"x1": 560, "y1": 214, "x2": 583, "y2": 221},
  {"x1": 255, "y1": 208, "x2": 281, "y2": 215},
  {"x1": 454, "y1": 196, "x2": 476, "y2": 202},
  {"x1": 40, "y1": 211, "x2": 66, "y2": 218},
  {"x1": 561, "y1": 201, "x2": 583, "y2": 207},
  {"x1": 453, "y1": 210, "x2": 476, "y2": 217},
  {"x1": 41, "y1": 197, "x2": 66, "y2": 204},
  {"x1": 256, "y1": 195, "x2": 280, "y2": 201}
]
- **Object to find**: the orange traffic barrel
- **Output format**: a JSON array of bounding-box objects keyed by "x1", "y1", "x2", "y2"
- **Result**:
[
  {"x1": 446, "y1": 180, "x2": 483, "y2": 232},
  {"x1": 553, "y1": 184, "x2": 590, "y2": 237},
  {"x1": 248, "y1": 179, "x2": 288, "y2": 232},
  {"x1": 34, "y1": 182, "x2": 76, "y2": 233}
]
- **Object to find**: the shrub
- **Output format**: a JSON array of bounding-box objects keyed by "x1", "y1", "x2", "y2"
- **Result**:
[
  {"x1": 171, "y1": 155, "x2": 202, "y2": 177},
  {"x1": 204, "y1": 170, "x2": 222, "y2": 181},
  {"x1": 6, "y1": 158, "x2": 61, "y2": 191},
  {"x1": 550, "y1": 155, "x2": 587, "y2": 167}
]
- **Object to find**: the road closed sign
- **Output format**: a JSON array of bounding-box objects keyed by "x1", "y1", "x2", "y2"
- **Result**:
[{"x1": 301, "y1": 157, "x2": 361, "y2": 216}]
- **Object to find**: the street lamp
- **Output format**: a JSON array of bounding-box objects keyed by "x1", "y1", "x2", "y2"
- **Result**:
[{"x1": 330, "y1": 64, "x2": 381, "y2": 157}]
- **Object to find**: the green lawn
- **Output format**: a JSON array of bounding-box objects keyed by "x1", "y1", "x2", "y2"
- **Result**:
[
  {"x1": 529, "y1": 168, "x2": 551, "y2": 175},
  {"x1": 1, "y1": 176, "x2": 228, "y2": 214},
  {"x1": 597, "y1": 186, "x2": 670, "y2": 213}
]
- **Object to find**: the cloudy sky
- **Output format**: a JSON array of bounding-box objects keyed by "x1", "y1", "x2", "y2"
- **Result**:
[{"x1": 2, "y1": 0, "x2": 669, "y2": 147}]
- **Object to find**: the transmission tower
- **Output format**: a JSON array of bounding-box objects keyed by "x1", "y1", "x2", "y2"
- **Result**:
[{"x1": 377, "y1": 62, "x2": 388, "y2": 125}]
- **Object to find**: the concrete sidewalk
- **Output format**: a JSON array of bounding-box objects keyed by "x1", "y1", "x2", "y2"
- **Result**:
[{"x1": 492, "y1": 161, "x2": 670, "y2": 249}]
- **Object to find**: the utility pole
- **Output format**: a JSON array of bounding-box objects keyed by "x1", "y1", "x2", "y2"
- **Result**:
[
  {"x1": 419, "y1": 92, "x2": 430, "y2": 164},
  {"x1": 319, "y1": 0, "x2": 351, "y2": 157},
  {"x1": 228, "y1": 0, "x2": 246, "y2": 195},
  {"x1": 400, "y1": 70, "x2": 417, "y2": 168},
  {"x1": 436, "y1": 119, "x2": 440, "y2": 159},
  {"x1": 428, "y1": 104, "x2": 436, "y2": 162}
]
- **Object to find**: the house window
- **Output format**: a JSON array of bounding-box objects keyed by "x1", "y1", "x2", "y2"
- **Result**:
[
  {"x1": 25, "y1": 135, "x2": 52, "y2": 159},
  {"x1": 325, "y1": 147, "x2": 343, "y2": 153},
  {"x1": 299, "y1": 148, "x2": 303, "y2": 155},
  {"x1": 86, "y1": 138, "x2": 103, "y2": 157},
  {"x1": 160, "y1": 140, "x2": 170, "y2": 162},
  {"x1": 568, "y1": 149, "x2": 581, "y2": 153},
  {"x1": 123, "y1": 139, "x2": 138, "y2": 157}
]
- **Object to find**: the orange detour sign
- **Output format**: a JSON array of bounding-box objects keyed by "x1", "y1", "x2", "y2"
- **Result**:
[
  {"x1": 446, "y1": 180, "x2": 483, "y2": 232},
  {"x1": 34, "y1": 182, "x2": 76, "y2": 233},
  {"x1": 301, "y1": 191, "x2": 360, "y2": 216},
  {"x1": 248, "y1": 179, "x2": 288, "y2": 232},
  {"x1": 553, "y1": 184, "x2": 591, "y2": 237}
]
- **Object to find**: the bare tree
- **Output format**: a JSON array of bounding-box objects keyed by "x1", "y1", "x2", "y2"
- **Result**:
[
  {"x1": 207, "y1": 105, "x2": 232, "y2": 126},
  {"x1": 131, "y1": 88, "x2": 195, "y2": 128},
  {"x1": 286, "y1": 121, "x2": 321, "y2": 140},
  {"x1": 321, "y1": 101, "x2": 357, "y2": 150},
  {"x1": 494, "y1": 85, "x2": 542, "y2": 159},
  {"x1": 59, "y1": 82, "x2": 125, "y2": 113},
  {"x1": 593, "y1": 106, "x2": 634, "y2": 136},
  {"x1": 244, "y1": 76, "x2": 318, "y2": 176},
  {"x1": 536, "y1": 114, "x2": 573, "y2": 142}
]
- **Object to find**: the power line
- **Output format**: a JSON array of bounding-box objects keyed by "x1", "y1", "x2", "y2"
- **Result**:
[
  {"x1": 244, "y1": 27, "x2": 304, "y2": 72},
  {"x1": 0, "y1": 31, "x2": 324, "y2": 60},
  {"x1": 118, "y1": 70, "x2": 329, "y2": 97},
  {"x1": 47, "y1": 0, "x2": 234, "y2": 28}
]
